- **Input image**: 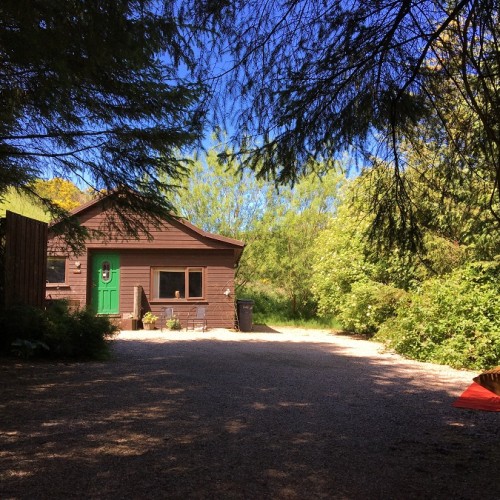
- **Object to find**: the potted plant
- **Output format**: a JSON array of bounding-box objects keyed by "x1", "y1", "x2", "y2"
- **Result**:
[
  {"x1": 142, "y1": 311, "x2": 158, "y2": 330},
  {"x1": 166, "y1": 315, "x2": 181, "y2": 331}
]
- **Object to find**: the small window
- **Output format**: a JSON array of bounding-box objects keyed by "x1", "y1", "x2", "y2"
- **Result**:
[
  {"x1": 153, "y1": 267, "x2": 204, "y2": 300},
  {"x1": 47, "y1": 257, "x2": 66, "y2": 284},
  {"x1": 102, "y1": 261, "x2": 111, "y2": 282}
]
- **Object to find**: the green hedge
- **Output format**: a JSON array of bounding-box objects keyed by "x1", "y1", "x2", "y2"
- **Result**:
[
  {"x1": 375, "y1": 260, "x2": 500, "y2": 369},
  {"x1": 238, "y1": 285, "x2": 339, "y2": 327}
]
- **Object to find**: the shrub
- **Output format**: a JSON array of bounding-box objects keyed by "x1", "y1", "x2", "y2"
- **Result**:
[
  {"x1": 0, "y1": 300, "x2": 117, "y2": 360},
  {"x1": 238, "y1": 286, "x2": 291, "y2": 321},
  {"x1": 142, "y1": 311, "x2": 158, "y2": 324},
  {"x1": 375, "y1": 260, "x2": 500, "y2": 369},
  {"x1": 0, "y1": 304, "x2": 47, "y2": 352},
  {"x1": 166, "y1": 316, "x2": 181, "y2": 330},
  {"x1": 337, "y1": 280, "x2": 406, "y2": 335}
]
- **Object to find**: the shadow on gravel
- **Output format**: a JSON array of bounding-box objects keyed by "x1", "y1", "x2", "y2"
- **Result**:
[
  {"x1": 1, "y1": 339, "x2": 498, "y2": 499},
  {"x1": 251, "y1": 324, "x2": 283, "y2": 333}
]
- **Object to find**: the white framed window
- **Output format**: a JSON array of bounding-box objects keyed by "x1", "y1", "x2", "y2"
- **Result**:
[
  {"x1": 152, "y1": 267, "x2": 204, "y2": 300},
  {"x1": 47, "y1": 257, "x2": 66, "y2": 284}
]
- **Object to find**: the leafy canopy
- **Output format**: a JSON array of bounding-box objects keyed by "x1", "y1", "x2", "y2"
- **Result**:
[
  {"x1": 0, "y1": 0, "x2": 207, "y2": 247},
  {"x1": 185, "y1": 0, "x2": 500, "y2": 248}
]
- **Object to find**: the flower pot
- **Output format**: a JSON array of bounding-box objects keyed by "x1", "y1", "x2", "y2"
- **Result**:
[{"x1": 143, "y1": 323, "x2": 155, "y2": 330}]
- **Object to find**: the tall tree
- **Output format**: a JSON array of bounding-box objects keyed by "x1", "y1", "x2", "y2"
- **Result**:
[
  {"x1": 254, "y1": 165, "x2": 343, "y2": 316},
  {"x1": 0, "y1": 0, "x2": 207, "y2": 249},
  {"x1": 170, "y1": 148, "x2": 344, "y2": 313},
  {"x1": 184, "y1": 0, "x2": 500, "y2": 248},
  {"x1": 167, "y1": 147, "x2": 277, "y2": 290},
  {"x1": 170, "y1": 148, "x2": 272, "y2": 238}
]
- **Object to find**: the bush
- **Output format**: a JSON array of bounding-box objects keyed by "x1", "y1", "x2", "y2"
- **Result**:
[
  {"x1": 0, "y1": 300, "x2": 117, "y2": 360},
  {"x1": 375, "y1": 260, "x2": 500, "y2": 369},
  {"x1": 239, "y1": 286, "x2": 292, "y2": 320},
  {"x1": 337, "y1": 280, "x2": 406, "y2": 335},
  {"x1": 0, "y1": 304, "x2": 47, "y2": 352}
]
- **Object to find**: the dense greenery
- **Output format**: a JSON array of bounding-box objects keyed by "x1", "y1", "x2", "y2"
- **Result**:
[
  {"x1": 0, "y1": 179, "x2": 91, "y2": 220},
  {"x1": 0, "y1": 301, "x2": 117, "y2": 360},
  {"x1": 171, "y1": 144, "x2": 499, "y2": 369},
  {"x1": 311, "y1": 170, "x2": 499, "y2": 368},
  {"x1": 0, "y1": 189, "x2": 50, "y2": 221},
  {"x1": 172, "y1": 148, "x2": 344, "y2": 317},
  {"x1": 375, "y1": 261, "x2": 500, "y2": 369},
  {"x1": 238, "y1": 285, "x2": 340, "y2": 330},
  {"x1": 2, "y1": 2, "x2": 498, "y2": 370}
]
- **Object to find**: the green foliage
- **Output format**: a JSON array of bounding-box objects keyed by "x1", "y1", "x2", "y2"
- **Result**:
[
  {"x1": 0, "y1": 301, "x2": 117, "y2": 360},
  {"x1": 0, "y1": 188, "x2": 50, "y2": 221},
  {"x1": 250, "y1": 163, "x2": 344, "y2": 316},
  {"x1": 189, "y1": 1, "x2": 500, "y2": 249},
  {"x1": 0, "y1": 179, "x2": 91, "y2": 222},
  {"x1": 0, "y1": 305, "x2": 47, "y2": 353},
  {"x1": 171, "y1": 148, "x2": 272, "y2": 238},
  {"x1": 311, "y1": 188, "x2": 413, "y2": 332},
  {"x1": 165, "y1": 316, "x2": 181, "y2": 330},
  {"x1": 11, "y1": 339, "x2": 49, "y2": 359},
  {"x1": 337, "y1": 281, "x2": 406, "y2": 335},
  {"x1": 239, "y1": 285, "x2": 340, "y2": 329},
  {"x1": 173, "y1": 148, "x2": 345, "y2": 318},
  {"x1": 44, "y1": 301, "x2": 117, "y2": 359},
  {"x1": 375, "y1": 260, "x2": 500, "y2": 370},
  {"x1": 239, "y1": 286, "x2": 291, "y2": 322}
]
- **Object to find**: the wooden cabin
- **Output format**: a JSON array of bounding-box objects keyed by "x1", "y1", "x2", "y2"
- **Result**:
[{"x1": 46, "y1": 197, "x2": 244, "y2": 330}]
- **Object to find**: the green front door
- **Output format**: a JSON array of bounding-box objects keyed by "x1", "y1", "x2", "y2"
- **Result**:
[{"x1": 91, "y1": 253, "x2": 120, "y2": 314}]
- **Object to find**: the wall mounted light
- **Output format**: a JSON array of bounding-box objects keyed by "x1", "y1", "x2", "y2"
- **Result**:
[
  {"x1": 224, "y1": 288, "x2": 231, "y2": 296},
  {"x1": 73, "y1": 261, "x2": 82, "y2": 274}
]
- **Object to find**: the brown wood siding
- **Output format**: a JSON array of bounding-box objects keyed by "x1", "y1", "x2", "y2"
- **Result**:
[
  {"x1": 45, "y1": 248, "x2": 237, "y2": 328},
  {"x1": 5, "y1": 211, "x2": 47, "y2": 308},
  {"x1": 45, "y1": 250, "x2": 89, "y2": 310},
  {"x1": 77, "y1": 205, "x2": 233, "y2": 251},
  {"x1": 119, "y1": 250, "x2": 236, "y2": 328}
]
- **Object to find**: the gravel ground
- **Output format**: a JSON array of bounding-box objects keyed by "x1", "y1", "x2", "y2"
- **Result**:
[{"x1": 1, "y1": 327, "x2": 499, "y2": 499}]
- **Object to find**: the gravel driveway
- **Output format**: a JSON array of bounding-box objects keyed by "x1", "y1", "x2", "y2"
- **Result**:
[{"x1": 1, "y1": 327, "x2": 499, "y2": 499}]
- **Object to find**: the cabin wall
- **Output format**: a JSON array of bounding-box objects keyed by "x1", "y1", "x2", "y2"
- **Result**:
[
  {"x1": 120, "y1": 250, "x2": 236, "y2": 329},
  {"x1": 45, "y1": 250, "x2": 89, "y2": 309},
  {"x1": 46, "y1": 204, "x2": 242, "y2": 329},
  {"x1": 78, "y1": 204, "x2": 232, "y2": 251},
  {"x1": 46, "y1": 247, "x2": 237, "y2": 329}
]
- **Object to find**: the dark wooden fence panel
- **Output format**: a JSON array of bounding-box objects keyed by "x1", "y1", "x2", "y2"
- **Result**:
[{"x1": 4, "y1": 211, "x2": 48, "y2": 308}]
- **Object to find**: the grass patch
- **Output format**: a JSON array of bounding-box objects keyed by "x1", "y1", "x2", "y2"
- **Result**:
[
  {"x1": 254, "y1": 314, "x2": 342, "y2": 330},
  {"x1": 239, "y1": 285, "x2": 341, "y2": 330}
]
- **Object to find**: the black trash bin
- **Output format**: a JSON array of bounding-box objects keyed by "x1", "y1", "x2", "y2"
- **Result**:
[{"x1": 237, "y1": 299, "x2": 254, "y2": 332}]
